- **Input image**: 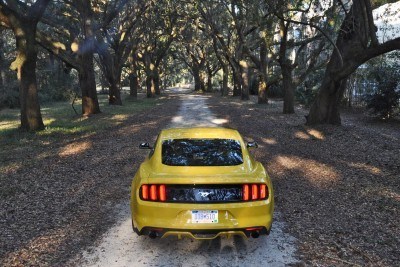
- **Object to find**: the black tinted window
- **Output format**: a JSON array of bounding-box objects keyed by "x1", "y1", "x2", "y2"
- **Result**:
[{"x1": 162, "y1": 139, "x2": 243, "y2": 166}]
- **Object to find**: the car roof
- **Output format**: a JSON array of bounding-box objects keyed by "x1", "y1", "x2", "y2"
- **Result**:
[{"x1": 159, "y1": 127, "x2": 242, "y2": 140}]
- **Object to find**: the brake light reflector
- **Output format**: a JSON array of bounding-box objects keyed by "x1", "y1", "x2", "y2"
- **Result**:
[
  {"x1": 159, "y1": 185, "x2": 166, "y2": 201},
  {"x1": 150, "y1": 185, "x2": 158, "y2": 200},
  {"x1": 251, "y1": 184, "x2": 259, "y2": 200},
  {"x1": 243, "y1": 184, "x2": 249, "y2": 201},
  {"x1": 260, "y1": 184, "x2": 266, "y2": 199},
  {"x1": 141, "y1": 185, "x2": 149, "y2": 200}
]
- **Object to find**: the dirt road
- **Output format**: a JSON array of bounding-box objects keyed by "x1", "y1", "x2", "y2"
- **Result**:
[{"x1": 78, "y1": 90, "x2": 298, "y2": 267}]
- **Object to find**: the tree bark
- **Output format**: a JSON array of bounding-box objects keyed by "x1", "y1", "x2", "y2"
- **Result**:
[
  {"x1": 1, "y1": 1, "x2": 50, "y2": 131},
  {"x1": 146, "y1": 74, "x2": 155, "y2": 98},
  {"x1": 79, "y1": 52, "x2": 100, "y2": 115},
  {"x1": 76, "y1": 0, "x2": 100, "y2": 115},
  {"x1": 258, "y1": 74, "x2": 268, "y2": 104},
  {"x1": 277, "y1": 18, "x2": 295, "y2": 114},
  {"x1": 232, "y1": 67, "x2": 241, "y2": 97},
  {"x1": 129, "y1": 73, "x2": 138, "y2": 98},
  {"x1": 0, "y1": 38, "x2": 5, "y2": 90},
  {"x1": 153, "y1": 69, "x2": 161, "y2": 95},
  {"x1": 282, "y1": 64, "x2": 295, "y2": 114},
  {"x1": 98, "y1": 49, "x2": 122, "y2": 105},
  {"x1": 240, "y1": 60, "x2": 249, "y2": 100},
  {"x1": 15, "y1": 24, "x2": 44, "y2": 131},
  {"x1": 221, "y1": 64, "x2": 229, "y2": 96},
  {"x1": 192, "y1": 67, "x2": 202, "y2": 91},
  {"x1": 109, "y1": 79, "x2": 122, "y2": 105},
  {"x1": 199, "y1": 71, "x2": 206, "y2": 92}
]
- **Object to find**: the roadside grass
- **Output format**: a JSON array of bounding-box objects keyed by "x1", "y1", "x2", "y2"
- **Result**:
[{"x1": 0, "y1": 94, "x2": 158, "y2": 164}]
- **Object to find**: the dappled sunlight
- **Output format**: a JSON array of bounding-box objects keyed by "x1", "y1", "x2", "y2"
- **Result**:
[
  {"x1": 377, "y1": 188, "x2": 400, "y2": 202},
  {"x1": 211, "y1": 118, "x2": 228, "y2": 125},
  {"x1": 306, "y1": 129, "x2": 325, "y2": 140},
  {"x1": 294, "y1": 131, "x2": 310, "y2": 140},
  {"x1": 0, "y1": 162, "x2": 23, "y2": 176},
  {"x1": 273, "y1": 155, "x2": 339, "y2": 187},
  {"x1": 293, "y1": 129, "x2": 325, "y2": 140},
  {"x1": 0, "y1": 119, "x2": 19, "y2": 131},
  {"x1": 59, "y1": 141, "x2": 92, "y2": 157},
  {"x1": 111, "y1": 114, "x2": 129, "y2": 125},
  {"x1": 43, "y1": 118, "x2": 56, "y2": 126},
  {"x1": 261, "y1": 137, "x2": 277, "y2": 145},
  {"x1": 348, "y1": 162, "x2": 383, "y2": 175},
  {"x1": 2, "y1": 228, "x2": 68, "y2": 266}
]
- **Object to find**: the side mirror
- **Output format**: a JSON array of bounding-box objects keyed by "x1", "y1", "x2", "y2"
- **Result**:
[
  {"x1": 247, "y1": 142, "x2": 258, "y2": 148},
  {"x1": 139, "y1": 142, "x2": 152, "y2": 149}
]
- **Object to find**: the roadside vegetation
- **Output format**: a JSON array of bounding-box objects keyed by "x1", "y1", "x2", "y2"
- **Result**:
[{"x1": 0, "y1": 93, "x2": 158, "y2": 173}]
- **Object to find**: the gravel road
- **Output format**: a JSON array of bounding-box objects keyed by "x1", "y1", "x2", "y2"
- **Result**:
[{"x1": 78, "y1": 90, "x2": 298, "y2": 267}]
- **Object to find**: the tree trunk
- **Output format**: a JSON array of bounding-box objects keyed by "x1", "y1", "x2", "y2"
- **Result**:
[
  {"x1": 79, "y1": 52, "x2": 100, "y2": 115},
  {"x1": 192, "y1": 67, "x2": 202, "y2": 91},
  {"x1": 77, "y1": 1, "x2": 100, "y2": 115},
  {"x1": 199, "y1": 71, "x2": 206, "y2": 92},
  {"x1": 153, "y1": 69, "x2": 161, "y2": 95},
  {"x1": 0, "y1": 45, "x2": 4, "y2": 90},
  {"x1": 109, "y1": 80, "x2": 122, "y2": 105},
  {"x1": 129, "y1": 73, "x2": 138, "y2": 98},
  {"x1": 221, "y1": 65, "x2": 229, "y2": 96},
  {"x1": 206, "y1": 65, "x2": 212, "y2": 92},
  {"x1": 232, "y1": 68, "x2": 241, "y2": 97},
  {"x1": 240, "y1": 60, "x2": 249, "y2": 100},
  {"x1": 282, "y1": 64, "x2": 295, "y2": 114},
  {"x1": 258, "y1": 73, "x2": 268, "y2": 104},
  {"x1": 13, "y1": 23, "x2": 44, "y2": 131},
  {"x1": 307, "y1": 75, "x2": 348, "y2": 124},
  {"x1": 146, "y1": 74, "x2": 155, "y2": 98}
]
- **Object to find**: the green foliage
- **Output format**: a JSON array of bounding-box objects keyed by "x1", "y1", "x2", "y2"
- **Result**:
[
  {"x1": 365, "y1": 68, "x2": 400, "y2": 119},
  {"x1": 0, "y1": 94, "x2": 158, "y2": 141}
]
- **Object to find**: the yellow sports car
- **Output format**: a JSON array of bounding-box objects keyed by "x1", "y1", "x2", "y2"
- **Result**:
[{"x1": 130, "y1": 127, "x2": 274, "y2": 239}]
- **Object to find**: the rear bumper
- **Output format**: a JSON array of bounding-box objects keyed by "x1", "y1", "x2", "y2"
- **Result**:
[
  {"x1": 136, "y1": 226, "x2": 270, "y2": 240},
  {"x1": 131, "y1": 199, "x2": 274, "y2": 239}
]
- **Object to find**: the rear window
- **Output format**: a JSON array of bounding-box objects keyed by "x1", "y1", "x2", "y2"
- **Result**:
[{"x1": 162, "y1": 139, "x2": 243, "y2": 166}]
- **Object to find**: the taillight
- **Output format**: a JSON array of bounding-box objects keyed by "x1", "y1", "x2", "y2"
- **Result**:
[
  {"x1": 260, "y1": 184, "x2": 267, "y2": 199},
  {"x1": 251, "y1": 184, "x2": 258, "y2": 200},
  {"x1": 242, "y1": 184, "x2": 249, "y2": 201},
  {"x1": 141, "y1": 185, "x2": 149, "y2": 200},
  {"x1": 140, "y1": 184, "x2": 167, "y2": 202},
  {"x1": 242, "y1": 184, "x2": 268, "y2": 201},
  {"x1": 159, "y1": 185, "x2": 166, "y2": 201}
]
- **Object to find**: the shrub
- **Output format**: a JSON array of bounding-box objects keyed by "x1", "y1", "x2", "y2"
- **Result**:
[{"x1": 364, "y1": 68, "x2": 400, "y2": 119}]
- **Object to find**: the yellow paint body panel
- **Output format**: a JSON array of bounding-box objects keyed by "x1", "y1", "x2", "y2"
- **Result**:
[{"x1": 130, "y1": 127, "x2": 274, "y2": 238}]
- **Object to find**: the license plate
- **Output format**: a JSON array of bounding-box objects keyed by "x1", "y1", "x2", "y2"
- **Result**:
[{"x1": 191, "y1": 210, "x2": 218, "y2": 223}]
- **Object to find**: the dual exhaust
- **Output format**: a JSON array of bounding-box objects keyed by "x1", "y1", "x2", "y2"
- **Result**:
[{"x1": 148, "y1": 230, "x2": 260, "y2": 239}]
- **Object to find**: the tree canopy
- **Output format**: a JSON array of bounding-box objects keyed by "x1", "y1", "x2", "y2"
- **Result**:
[{"x1": 1, "y1": 0, "x2": 399, "y2": 130}]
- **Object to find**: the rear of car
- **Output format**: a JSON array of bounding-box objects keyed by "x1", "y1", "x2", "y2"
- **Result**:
[{"x1": 130, "y1": 128, "x2": 274, "y2": 239}]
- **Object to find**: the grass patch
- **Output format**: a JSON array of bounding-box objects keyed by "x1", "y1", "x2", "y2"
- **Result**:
[{"x1": 0, "y1": 94, "x2": 158, "y2": 148}]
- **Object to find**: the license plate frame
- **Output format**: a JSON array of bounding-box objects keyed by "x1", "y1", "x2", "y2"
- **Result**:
[{"x1": 191, "y1": 210, "x2": 218, "y2": 223}]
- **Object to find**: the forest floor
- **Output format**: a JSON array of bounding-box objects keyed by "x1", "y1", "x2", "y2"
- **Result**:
[{"x1": 0, "y1": 89, "x2": 399, "y2": 266}]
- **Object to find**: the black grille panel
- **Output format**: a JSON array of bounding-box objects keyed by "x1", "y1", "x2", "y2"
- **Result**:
[{"x1": 165, "y1": 184, "x2": 243, "y2": 203}]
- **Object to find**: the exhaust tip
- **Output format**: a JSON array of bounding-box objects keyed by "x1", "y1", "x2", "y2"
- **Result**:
[
  {"x1": 250, "y1": 231, "x2": 260, "y2": 238},
  {"x1": 149, "y1": 231, "x2": 157, "y2": 239}
]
